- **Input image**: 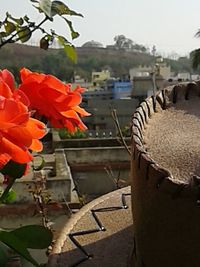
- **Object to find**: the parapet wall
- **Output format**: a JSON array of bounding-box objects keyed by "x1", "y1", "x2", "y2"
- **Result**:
[
  {"x1": 52, "y1": 129, "x2": 131, "y2": 149},
  {"x1": 56, "y1": 145, "x2": 131, "y2": 202}
]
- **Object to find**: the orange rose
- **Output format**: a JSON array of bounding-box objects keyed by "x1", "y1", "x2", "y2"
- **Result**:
[
  {"x1": 19, "y1": 68, "x2": 90, "y2": 132},
  {"x1": 0, "y1": 70, "x2": 46, "y2": 168},
  {"x1": 0, "y1": 69, "x2": 16, "y2": 91}
]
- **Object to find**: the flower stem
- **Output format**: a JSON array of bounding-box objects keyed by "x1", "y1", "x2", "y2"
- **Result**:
[
  {"x1": 0, "y1": 177, "x2": 15, "y2": 204},
  {"x1": 0, "y1": 16, "x2": 49, "y2": 48}
]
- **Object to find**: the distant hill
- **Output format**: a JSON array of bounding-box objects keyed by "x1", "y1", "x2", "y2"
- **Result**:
[
  {"x1": 0, "y1": 43, "x2": 192, "y2": 82},
  {"x1": 76, "y1": 46, "x2": 156, "y2": 78},
  {"x1": 0, "y1": 43, "x2": 51, "y2": 64}
]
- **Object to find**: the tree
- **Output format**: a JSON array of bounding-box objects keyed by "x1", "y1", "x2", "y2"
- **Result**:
[
  {"x1": 0, "y1": 0, "x2": 83, "y2": 62},
  {"x1": 41, "y1": 50, "x2": 75, "y2": 80},
  {"x1": 191, "y1": 29, "x2": 200, "y2": 69},
  {"x1": 191, "y1": 49, "x2": 200, "y2": 70},
  {"x1": 114, "y1": 35, "x2": 147, "y2": 53},
  {"x1": 133, "y1": 43, "x2": 147, "y2": 53},
  {"x1": 114, "y1": 35, "x2": 133, "y2": 50}
]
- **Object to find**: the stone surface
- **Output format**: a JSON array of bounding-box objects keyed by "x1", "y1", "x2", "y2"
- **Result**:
[
  {"x1": 48, "y1": 186, "x2": 134, "y2": 267},
  {"x1": 144, "y1": 98, "x2": 200, "y2": 183}
]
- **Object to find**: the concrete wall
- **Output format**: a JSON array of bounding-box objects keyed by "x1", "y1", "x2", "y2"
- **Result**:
[
  {"x1": 64, "y1": 146, "x2": 130, "y2": 164},
  {"x1": 83, "y1": 98, "x2": 139, "y2": 130},
  {"x1": 52, "y1": 129, "x2": 131, "y2": 148},
  {"x1": 7, "y1": 150, "x2": 79, "y2": 204},
  {"x1": 132, "y1": 76, "x2": 165, "y2": 97},
  {"x1": 12, "y1": 174, "x2": 72, "y2": 203},
  {"x1": 57, "y1": 146, "x2": 131, "y2": 202}
]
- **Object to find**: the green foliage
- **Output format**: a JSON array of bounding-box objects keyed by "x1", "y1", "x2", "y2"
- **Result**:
[
  {"x1": 0, "y1": 0, "x2": 83, "y2": 63},
  {"x1": 114, "y1": 35, "x2": 147, "y2": 52},
  {"x1": 0, "y1": 160, "x2": 51, "y2": 265},
  {"x1": 39, "y1": 0, "x2": 52, "y2": 18},
  {"x1": 0, "y1": 243, "x2": 9, "y2": 266},
  {"x1": 17, "y1": 26, "x2": 32, "y2": 43},
  {"x1": 32, "y1": 155, "x2": 46, "y2": 171},
  {"x1": 190, "y1": 49, "x2": 200, "y2": 70},
  {"x1": 191, "y1": 28, "x2": 200, "y2": 70},
  {"x1": 63, "y1": 18, "x2": 80, "y2": 40},
  {"x1": 0, "y1": 187, "x2": 16, "y2": 204},
  {"x1": 0, "y1": 43, "x2": 192, "y2": 82},
  {"x1": 51, "y1": 1, "x2": 83, "y2": 17},
  {"x1": 165, "y1": 57, "x2": 191, "y2": 74},
  {"x1": 57, "y1": 35, "x2": 77, "y2": 63},
  {"x1": 0, "y1": 231, "x2": 39, "y2": 266},
  {"x1": 40, "y1": 50, "x2": 75, "y2": 80},
  {"x1": 0, "y1": 225, "x2": 53, "y2": 266},
  {"x1": 58, "y1": 128, "x2": 87, "y2": 139},
  {"x1": 0, "y1": 3, "x2": 83, "y2": 265},
  {"x1": 11, "y1": 225, "x2": 53, "y2": 249},
  {"x1": 119, "y1": 126, "x2": 131, "y2": 137}
]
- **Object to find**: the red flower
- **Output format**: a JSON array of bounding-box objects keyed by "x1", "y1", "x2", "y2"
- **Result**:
[
  {"x1": 19, "y1": 68, "x2": 90, "y2": 132},
  {"x1": 0, "y1": 69, "x2": 15, "y2": 91},
  {"x1": 0, "y1": 70, "x2": 46, "y2": 168}
]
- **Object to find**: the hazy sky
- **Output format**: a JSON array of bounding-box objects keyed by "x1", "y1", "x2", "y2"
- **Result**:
[{"x1": 1, "y1": 0, "x2": 200, "y2": 57}]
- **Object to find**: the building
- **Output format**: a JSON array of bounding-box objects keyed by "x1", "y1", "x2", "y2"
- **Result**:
[
  {"x1": 82, "y1": 98, "x2": 139, "y2": 132},
  {"x1": 91, "y1": 70, "x2": 111, "y2": 85},
  {"x1": 112, "y1": 81, "x2": 132, "y2": 99},
  {"x1": 177, "y1": 72, "x2": 191, "y2": 81},
  {"x1": 131, "y1": 76, "x2": 165, "y2": 100},
  {"x1": 129, "y1": 63, "x2": 171, "y2": 80},
  {"x1": 129, "y1": 65, "x2": 152, "y2": 79},
  {"x1": 129, "y1": 57, "x2": 170, "y2": 100},
  {"x1": 82, "y1": 89, "x2": 113, "y2": 101},
  {"x1": 82, "y1": 40, "x2": 104, "y2": 48},
  {"x1": 72, "y1": 75, "x2": 92, "y2": 89},
  {"x1": 81, "y1": 84, "x2": 138, "y2": 133}
]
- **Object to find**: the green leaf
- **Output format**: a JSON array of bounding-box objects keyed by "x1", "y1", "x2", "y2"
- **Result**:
[
  {"x1": 11, "y1": 225, "x2": 53, "y2": 249},
  {"x1": 4, "y1": 21, "x2": 16, "y2": 34},
  {"x1": 39, "y1": 0, "x2": 52, "y2": 18},
  {"x1": 33, "y1": 155, "x2": 45, "y2": 171},
  {"x1": 57, "y1": 35, "x2": 67, "y2": 45},
  {"x1": 51, "y1": 1, "x2": 83, "y2": 17},
  {"x1": 71, "y1": 31, "x2": 79, "y2": 40},
  {"x1": 0, "y1": 188, "x2": 16, "y2": 204},
  {"x1": 63, "y1": 44, "x2": 77, "y2": 63},
  {"x1": 62, "y1": 17, "x2": 79, "y2": 40},
  {"x1": 0, "y1": 231, "x2": 40, "y2": 267},
  {"x1": 0, "y1": 243, "x2": 9, "y2": 266},
  {"x1": 8, "y1": 15, "x2": 24, "y2": 26},
  {"x1": 0, "y1": 160, "x2": 27, "y2": 179},
  {"x1": 0, "y1": 31, "x2": 9, "y2": 38},
  {"x1": 17, "y1": 26, "x2": 32, "y2": 43},
  {"x1": 23, "y1": 15, "x2": 30, "y2": 23},
  {"x1": 57, "y1": 35, "x2": 77, "y2": 63}
]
